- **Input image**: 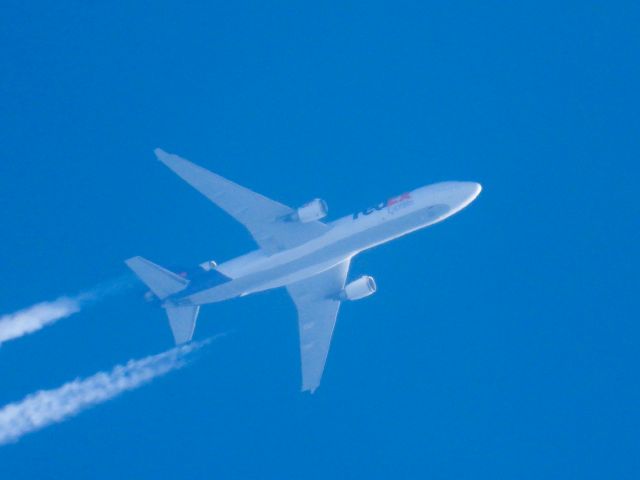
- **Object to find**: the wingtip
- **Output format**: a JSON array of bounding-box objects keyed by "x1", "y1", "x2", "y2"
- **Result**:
[
  {"x1": 124, "y1": 256, "x2": 141, "y2": 267},
  {"x1": 154, "y1": 147, "x2": 169, "y2": 160},
  {"x1": 302, "y1": 384, "x2": 318, "y2": 394}
]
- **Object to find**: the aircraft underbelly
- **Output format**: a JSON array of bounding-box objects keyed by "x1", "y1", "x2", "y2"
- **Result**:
[
  {"x1": 181, "y1": 252, "x2": 349, "y2": 305},
  {"x1": 179, "y1": 204, "x2": 450, "y2": 306}
]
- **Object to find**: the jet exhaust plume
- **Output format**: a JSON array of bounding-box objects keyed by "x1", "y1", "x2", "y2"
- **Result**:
[
  {"x1": 0, "y1": 276, "x2": 133, "y2": 345},
  {"x1": 0, "y1": 338, "x2": 215, "y2": 446}
]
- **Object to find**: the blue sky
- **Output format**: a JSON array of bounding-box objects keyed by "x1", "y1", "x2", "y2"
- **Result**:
[{"x1": 1, "y1": 1, "x2": 638, "y2": 478}]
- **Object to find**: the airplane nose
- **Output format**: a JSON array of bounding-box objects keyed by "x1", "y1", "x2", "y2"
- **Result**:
[
  {"x1": 414, "y1": 181, "x2": 482, "y2": 212},
  {"x1": 450, "y1": 182, "x2": 482, "y2": 210},
  {"x1": 461, "y1": 182, "x2": 482, "y2": 200}
]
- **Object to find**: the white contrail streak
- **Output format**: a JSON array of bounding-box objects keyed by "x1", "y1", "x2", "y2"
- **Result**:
[
  {"x1": 0, "y1": 339, "x2": 211, "y2": 446},
  {"x1": 0, "y1": 277, "x2": 132, "y2": 345},
  {"x1": 0, "y1": 297, "x2": 81, "y2": 344}
]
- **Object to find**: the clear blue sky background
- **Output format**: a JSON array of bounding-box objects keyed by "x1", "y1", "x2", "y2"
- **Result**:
[{"x1": 1, "y1": 2, "x2": 638, "y2": 478}]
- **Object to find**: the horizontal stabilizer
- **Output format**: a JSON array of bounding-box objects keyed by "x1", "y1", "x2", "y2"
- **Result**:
[
  {"x1": 166, "y1": 305, "x2": 199, "y2": 344},
  {"x1": 125, "y1": 256, "x2": 188, "y2": 300}
]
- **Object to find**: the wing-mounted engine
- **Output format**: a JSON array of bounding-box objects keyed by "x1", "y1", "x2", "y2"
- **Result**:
[
  {"x1": 289, "y1": 198, "x2": 328, "y2": 223},
  {"x1": 341, "y1": 275, "x2": 377, "y2": 301}
]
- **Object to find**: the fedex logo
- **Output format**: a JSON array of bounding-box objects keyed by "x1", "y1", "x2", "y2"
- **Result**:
[
  {"x1": 387, "y1": 192, "x2": 411, "y2": 207},
  {"x1": 353, "y1": 192, "x2": 412, "y2": 219}
]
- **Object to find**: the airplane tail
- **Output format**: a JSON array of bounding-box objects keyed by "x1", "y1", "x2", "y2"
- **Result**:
[
  {"x1": 125, "y1": 256, "x2": 199, "y2": 344},
  {"x1": 164, "y1": 305, "x2": 199, "y2": 345}
]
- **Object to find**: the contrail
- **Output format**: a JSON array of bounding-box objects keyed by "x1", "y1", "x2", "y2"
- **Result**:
[
  {"x1": 0, "y1": 338, "x2": 214, "y2": 446},
  {"x1": 0, "y1": 276, "x2": 133, "y2": 345}
]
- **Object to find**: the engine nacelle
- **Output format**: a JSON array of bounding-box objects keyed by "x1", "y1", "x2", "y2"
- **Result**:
[
  {"x1": 199, "y1": 260, "x2": 218, "y2": 271},
  {"x1": 341, "y1": 276, "x2": 377, "y2": 301},
  {"x1": 291, "y1": 198, "x2": 328, "y2": 223}
]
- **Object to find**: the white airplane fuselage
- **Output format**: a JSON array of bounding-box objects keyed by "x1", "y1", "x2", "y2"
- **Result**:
[{"x1": 172, "y1": 181, "x2": 481, "y2": 307}]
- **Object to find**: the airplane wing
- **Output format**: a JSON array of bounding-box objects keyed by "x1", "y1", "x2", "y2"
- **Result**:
[
  {"x1": 154, "y1": 149, "x2": 328, "y2": 254},
  {"x1": 286, "y1": 259, "x2": 351, "y2": 392}
]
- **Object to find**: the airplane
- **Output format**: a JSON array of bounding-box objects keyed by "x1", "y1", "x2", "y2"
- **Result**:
[{"x1": 126, "y1": 149, "x2": 482, "y2": 392}]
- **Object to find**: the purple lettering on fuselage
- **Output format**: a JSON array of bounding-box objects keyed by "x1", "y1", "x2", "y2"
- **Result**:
[{"x1": 353, "y1": 192, "x2": 411, "y2": 219}]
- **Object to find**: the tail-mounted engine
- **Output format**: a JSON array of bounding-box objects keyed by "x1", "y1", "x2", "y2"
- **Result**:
[
  {"x1": 199, "y1": 260, "x2": 218, "y2": 271},
  {"x1": 290, "y1": 198, "x2": 328, "y2": 223},
  {"x1": 341, "y1": 275, "x2": 377, "y2": 301}
]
